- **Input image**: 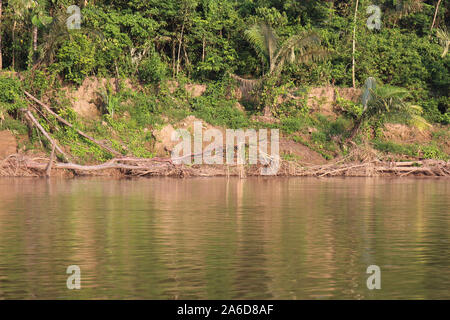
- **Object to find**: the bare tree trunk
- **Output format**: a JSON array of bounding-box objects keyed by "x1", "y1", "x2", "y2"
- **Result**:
[
  {"x1": 202, "y1": 36, "x2": 205, "y2": 62},
  {"x1": 347, "y1": 117, "x2": 363, "y2": 142},
  {"x1": 45, "y1": 143, "x2": 56, "y2": 177},
  {"x1": 33, "y1": 25, "x2": 38, "y2": 52},
  {"x1": 12, "y1": 20, "x2": 16, "y2": 70},
  {"x1": 352, "y1": 0, "x2": 359, "y2": 88},
  {"x1": 183, "y1": 43, "x2": 190, "y2": 78},
  {"x1": 22, "y1": 109, "x2": 69, "y2": 161},
  {"x1": 176, "y1": 18, "x2": 186, "y2": 76},
  {"x1": 172, "y1": 41, "x2": 176, "y2": 78},
  {"x1": 431, "y1": 0, "x2": 442, "y2": 31},
  {"x1": 0, "y1": 0, "x2": 3, "y2": 70}
]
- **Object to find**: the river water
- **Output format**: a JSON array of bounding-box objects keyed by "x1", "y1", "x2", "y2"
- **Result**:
[{"x1": 0, "y1": 177, "x2": 448, "y2": 299}]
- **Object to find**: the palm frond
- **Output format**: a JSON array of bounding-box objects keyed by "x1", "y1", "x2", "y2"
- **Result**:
[
  {"x1": 408, "y1": 113, "x2": 431, "y2": 130},
  {"x1": 294, "y1": 48, "x2": 328, "y2": 64},
  {"x1": 242, "y1": 23, "x2": 327, "y2": 78},
  {"x1": 38, "y1": 12, "x2": 69, "y2": 64},
  {"x1": 244, "y1": 23, "x2": 278, "y2": 66},
  {"x1": 362, "y1": 84, "x2": 429, "y2": 130},
  {"x1": 372, "y1": 85, "x2": 410, "y2": 100},
  {"x1": 273, "y1": 32, "x2": 321, "y2": 68},
  {"x1": 436, "y1": 28, "x2": 449, "y2": 57}
]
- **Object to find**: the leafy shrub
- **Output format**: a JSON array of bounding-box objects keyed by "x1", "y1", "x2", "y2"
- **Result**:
[
  {"x1": 280, "y1": 116, "x2": 313, "y2": 134},
  {"x1": 192, "y1": 95, "x2": 248, "y2": 129},
  {"x1": 420, "y1": 144, "x2": 448, "y2": 160},
  {"x1": 138, "y1": 52, "x2": 168, "y2": 84},
  {"x1": 0, "y1": 76, "x2": 27, "y2": 112},
  {"x1": 53, "y1": 33, "x2": 95, "y2": 85},
  {"x1": 373, "y1": 140, "x2": 448, "y2": 160},
  {"x1": 373, "y1": 140, "x2": 419, "y2": 157}
]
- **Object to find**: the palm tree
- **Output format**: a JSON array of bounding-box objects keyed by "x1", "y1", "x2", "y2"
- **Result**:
[
  {"x1": 232, "y1": 22, "x2": 327, "y2": 114},
  {"x1": 352, "y1": 0, "x2": 359, "y2": 88},
  {"x1": 243, "y1": 22, "x2": 327, "y2": 77},
  {"x1": 431, "y1": 0, "x2": 442, "y2": 31},
  {"x1": 8, "y1": 0, "x2": 36, "y2": 70},
  {"x1": 348, "y1": 78, "x2": 429, "y2": 140},
  {"x1": 30, "y1": 0, "x2": 53, "y2": 56},
  {"x1": 436, "y1": 28, "x2": 449, "y2": 58}
]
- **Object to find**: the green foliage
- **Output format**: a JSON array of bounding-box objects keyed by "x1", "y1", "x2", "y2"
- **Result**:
[
  {"x1": 192, "y1": 95, "x2": 248, "y2": 129},
  {"x1": 0, "y1": 116, "x2": 28, "y2": 135},
  {"x1": 138, "y1": 51, "x2": 168, "y2": 84},
  {"x1": 52, "y1": 33, "x2": 95, "y2": 84},
  {"x1": 280, "y1": 116, "x2": 313, "y2": 134},
  {"x1": 0, "y1": 0, "x2": 448, "y2": 164},
  {"x1": 335, "y1": 95, "x2": 363, "y2": 119},
  {"x1": 373, "y1": 140, "x2": 419, "y2": 157},
  {"x1": 373, "y1": 140, "x2": 449, "y2": 160},
  {"x1": 119, "y1": 90, "x2": 162, "y2": 127},
  {"x1": 365, "y1": 85, "x2": 429, "y2": 129},
  {"x1": 22, "y1": 69, "x2": 55, "y2": 97},
  {"x1": 292, "y1": 135, "x2": 334, "y2": 160},
  {"x1": 244, "y1": 22, "x2": 327, "y2": 76},
  {"x1": 0, "y1": 75, "x2": 27, "y2": 112}
]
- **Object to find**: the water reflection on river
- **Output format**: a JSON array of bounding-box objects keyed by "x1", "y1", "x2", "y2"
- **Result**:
[{"x1": 0, "y1": 177, "x2": 448, "y2": 299}]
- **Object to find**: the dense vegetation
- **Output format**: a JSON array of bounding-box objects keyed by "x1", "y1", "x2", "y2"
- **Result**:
[{"x1": 0, "y1": 0, "x2": 448, "y2": 163}]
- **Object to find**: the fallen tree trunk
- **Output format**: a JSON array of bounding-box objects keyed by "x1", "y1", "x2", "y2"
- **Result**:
[
  {"x1": 45, "y1": 143, "x2": 56, "y2": 177},
  {"x1": 28, "y1": 161, "x2": 170, "y2": 172},
  {"x1": 318, "y1": 163, "x2": 369, "y2": 177},
  {"x1": 22, "y1": 156, "x2": 178, "y2": 177},
  {"x1": 22, "y1": 109, "x2": 69, "y2": 162},
  {"x1": 24, "y1": 91, "x2": 122, "y2": 156}
]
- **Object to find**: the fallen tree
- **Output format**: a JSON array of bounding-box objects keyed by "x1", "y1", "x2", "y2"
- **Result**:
[
  {"x1": 21, "y1": 108, "x2": 70, "y2": 162},
  {"x1": 24, "y1": 91, "x2": 122, "y2": 156}
]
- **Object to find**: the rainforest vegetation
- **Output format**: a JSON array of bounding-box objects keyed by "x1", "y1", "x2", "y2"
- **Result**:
[{"x1": 0, "y1": 0, "x2": 448, "y2": 170}]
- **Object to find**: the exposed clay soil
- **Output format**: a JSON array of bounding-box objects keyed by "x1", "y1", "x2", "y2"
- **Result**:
[
  {"x1": 307, "y1": 87, "x2": 361, "y2": 117},
  {"x1": 64, "y1": 77, "x2": 135, "y2": 119},
  {"x1": 280, "y1": 138, "x2": 328, "y2": 165},
  {"x1": 0, "y1": 131, "x2": 17, "y2": 158}
]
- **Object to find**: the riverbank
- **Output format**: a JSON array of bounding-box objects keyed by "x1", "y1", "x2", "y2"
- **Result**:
[{"x1": 1, "y1": 75, "x2": 448, "y2": 178}]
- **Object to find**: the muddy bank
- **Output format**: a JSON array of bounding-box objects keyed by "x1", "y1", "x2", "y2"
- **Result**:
[{"x1": 1, "y1": 153, "x2": 449, "y2": 178}]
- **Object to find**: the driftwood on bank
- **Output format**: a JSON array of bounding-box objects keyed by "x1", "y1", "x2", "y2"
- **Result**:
[
  {"x1": 1, "y1": 152, "x2": 449, "y2": 178},
  {"x1": 281, "y1": 159, "x2": 450, "y2": 177},
  {"x1": 0, "y1": 154, "x2": 181, "y2": 177},
  {"x1": 45, "y1": 143, "x2": 56, "y2": 177},
  {"x1": 24, "y1": 91, "x2": 122, "y2": 156}
]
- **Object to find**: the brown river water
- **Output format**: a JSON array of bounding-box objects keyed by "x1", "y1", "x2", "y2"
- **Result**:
[{"x1": 0, "y1": 177, "x2": 448, "y2": 299}]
